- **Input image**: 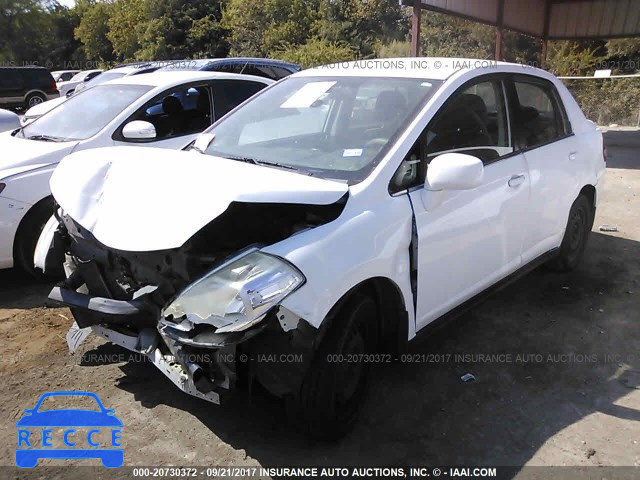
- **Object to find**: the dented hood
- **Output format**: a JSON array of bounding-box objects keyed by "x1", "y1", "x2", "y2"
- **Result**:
[{"x1": 50, "y1": 146, "x2": 349, "y2": 252}]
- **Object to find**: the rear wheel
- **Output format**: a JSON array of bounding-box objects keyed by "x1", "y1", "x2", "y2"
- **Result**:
[
  {"x1": 288, "y1": 294, "x2": 378, "y2": 440},
  {"x1": 13, "y1": 197, "x2": 55, "y2": 279},
  {"x1": 25, "y1": 92, "x2": 45, "y2": 109},
  {"x1": 548, "y1": 194, "x2": 594, "y2": 272}
]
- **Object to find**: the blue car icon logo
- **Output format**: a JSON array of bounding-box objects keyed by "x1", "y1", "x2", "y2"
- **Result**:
[{"x1": 16, "y1": 391, "x2": 123, "y2": 468}]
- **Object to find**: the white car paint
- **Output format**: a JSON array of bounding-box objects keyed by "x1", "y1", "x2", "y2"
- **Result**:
[
  {"x1": 0, "y1": 71, "x2": 273, "y2": 269},
  {"x1": 21, "y1": 96, "x2": 66, "y2": 126},
  {"x1": 57, "y1": 69, "x2": 103, "y2": 96},
  {"x1": 52, "y1": 70, "x2": 81, "y2": 84},
  {"x1": 52, "y1": 58, "x2": 603, "y2": 330},
  {"x1": 42, "y1": 58, "x2": 605, "y2": 419},
  {"x1": 51, "y1": 146, "x2": 348, "y2": 251},
  {"x1": 0, "y1": 109, "x2": 20, "y2": 133}
]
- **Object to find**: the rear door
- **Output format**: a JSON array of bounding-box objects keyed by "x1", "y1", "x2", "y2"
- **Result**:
[
  {"x1": 506, "y1": 75, "x2": 579, "y2": 262},
  {"x1": 404, "y1": 76, "x2": 531, "y2": 330}
]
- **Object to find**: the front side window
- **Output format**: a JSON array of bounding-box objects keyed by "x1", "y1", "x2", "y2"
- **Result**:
[
  {"x1": 426, "y1": 79, "x2": 512, "y2": 163},
  {"x1": 202, "y1": 76, "x2": 442, "y2": 184},
  {"x1": 512, "y1": 79, "x2": 568, "y2": 149},
  {"x1": 390, "y1": 78, "x2": 511, "y2": 192},
  {"x1": 22, "y1": 84, "x2": 151, "y2": 141},
  {"x1": 127, "y1": 86, "x2": 212, "y2": 140}
]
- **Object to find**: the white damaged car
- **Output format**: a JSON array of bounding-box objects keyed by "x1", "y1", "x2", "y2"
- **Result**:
[
  {"x1": 0, "y1": 71, "x2": 271, "y2": 275},
  {"x1": 40, "y1": 58, "x2": 605, "y2": 438}
]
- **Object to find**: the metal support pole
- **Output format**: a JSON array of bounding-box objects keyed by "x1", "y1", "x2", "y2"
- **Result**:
[{"x1": 411, "y1": 0, "x2": 422, "y2": 57}]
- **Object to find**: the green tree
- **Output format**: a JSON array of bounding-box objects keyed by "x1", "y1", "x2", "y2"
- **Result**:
[
  {"x1": 277, "y1": 38, "x2": 355, "y2": 68},
  {"x1": 137, "y1": 0, "x2": 227, "y2": 60},
  {"x1": 420, "y1": 11, "x2": 493, "y2": 59},
  {"x1": 222, "y1": 0, "x2": 317, "y2": 57},
  {"x1": 314, "y1": 0, "x2": 407, "y2": 58},
  {"x1": 107, "y1": 0, "x2": 145, "y2": 61},
  {"x1": 74, "y1": 0, "x2": 116, "y2": 63}
]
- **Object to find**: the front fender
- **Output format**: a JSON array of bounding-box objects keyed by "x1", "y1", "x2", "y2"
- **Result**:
[
  {"x1": 0, "y1": 163, "x2": 57, "y2": 205},
  {"x1": 262, "y1": 193, "x2": 416, "y2": 339}
]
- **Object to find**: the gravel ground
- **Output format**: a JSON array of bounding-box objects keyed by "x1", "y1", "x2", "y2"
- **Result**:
[{"x1": 0, "y1": 130, "x2": 638, "y2": 478}]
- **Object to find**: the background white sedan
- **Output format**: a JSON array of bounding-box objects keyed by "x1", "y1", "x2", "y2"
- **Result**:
[
  {"x1": 21, "y1": 63, "x2": 169, "y2": 126},
  {"x1": 0, "y1": 70, "x2": 272, "y2": 275},
  {"x1": 57, "y1": 69, "x2": 103, "y2": 96}
]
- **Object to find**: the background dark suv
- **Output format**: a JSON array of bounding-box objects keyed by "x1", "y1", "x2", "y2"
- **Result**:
[{"x1": 0, "y1": 67, "x2": 59, "y2": 110}]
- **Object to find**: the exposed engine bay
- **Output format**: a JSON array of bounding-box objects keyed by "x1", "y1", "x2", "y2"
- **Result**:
[{"x1": 46, "y1": 197, "x2": 346, "y2": 403}]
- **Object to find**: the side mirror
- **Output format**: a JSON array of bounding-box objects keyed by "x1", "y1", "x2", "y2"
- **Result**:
[
  {"x1": 426, "y1": 153, "x2": 483, "y2": 191},
  {"x1": 122, "y1": 120, "x2": 156, "y2": 140}
]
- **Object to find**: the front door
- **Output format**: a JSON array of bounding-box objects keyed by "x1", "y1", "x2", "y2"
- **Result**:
[{"x1": 406, "y1": 77, "x2": 531, "y2": 331}]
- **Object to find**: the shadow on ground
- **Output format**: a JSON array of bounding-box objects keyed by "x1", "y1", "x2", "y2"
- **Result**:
[
  {"x1": 603, "y1": 130, "x2": 640, "y2": 170},
  {"x1": 100, "y1": 231, "x2": 639, "y2": 469},
  {"x1": 0, "y1": 269, "x2": 56, "y2": 310}
]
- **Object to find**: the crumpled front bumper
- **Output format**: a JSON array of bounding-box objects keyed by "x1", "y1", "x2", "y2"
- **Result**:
[
  {"x1": 51, "y1": 283, "x2": 261, "y2": 404},
  {"x1": 51, "y1": 278, "x2": 316, "y2": 403},
  {"x1": 90, "y1": 323, "x2": 224, "y2": 405}
]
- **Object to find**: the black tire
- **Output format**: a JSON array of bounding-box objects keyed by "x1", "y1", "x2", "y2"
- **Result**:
[
  {"x1": 13, "y1": 197, "x2": 55, "y2": 279},
  {"x1": 548, "y1": 194, "x2": 594, "y2": 272},
  {"x1": 288, "y1": 294, "x2": 378, "y2": 440},
  {"x1": 25, "y1": 92, "x2": 46, "y2": 109}
]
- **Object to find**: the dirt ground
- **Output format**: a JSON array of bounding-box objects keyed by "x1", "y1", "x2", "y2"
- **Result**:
[{"x1": 0, "y1": 130, "x2": 638, "y2": 477}]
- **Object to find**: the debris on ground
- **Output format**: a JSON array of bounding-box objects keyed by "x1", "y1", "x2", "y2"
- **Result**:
[
  {"x1": 586, "y1": 448, "x2": 596, "y2": 459},
  {"x1": 461, "y1": 373, "x2": 476, "y2": 383},
  {"x1": 599, "y1": 225, "x2": 618, "y2": 232}
]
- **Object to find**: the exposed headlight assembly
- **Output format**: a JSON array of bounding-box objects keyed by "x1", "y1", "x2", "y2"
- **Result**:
[{"x1": 162, "y1": 250, "x2": 305, "y2": 333}]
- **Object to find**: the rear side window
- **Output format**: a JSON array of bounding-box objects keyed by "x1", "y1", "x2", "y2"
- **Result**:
[
  {"x1": 512, "y1": 79, "x2": 570, "y2": 150},
  {"x1": 33, "y1": 70, "x2": 54, "y2": 88},
  {"x1": 211, "y1": 80, "x2": 266, "y2": 119},
  {"x1": 0, "y1": 69, "x2": 20, "y2": 88}
]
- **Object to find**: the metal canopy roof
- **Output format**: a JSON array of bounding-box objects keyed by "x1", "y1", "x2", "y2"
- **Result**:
[
  {"x1": 402, "y1": 0, "x2": 640, "y2": 67},
  {"x1": 402, "y1": 0, "x2": 640, "y2": 40}
]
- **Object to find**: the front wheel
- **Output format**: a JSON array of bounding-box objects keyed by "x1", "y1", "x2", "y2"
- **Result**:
[
  {"x1": 547, "y1": 194, "x2": 594, "y2": 272},
  {"x1": 288, "y1": 294, "x2": 378, "y2": 440}
]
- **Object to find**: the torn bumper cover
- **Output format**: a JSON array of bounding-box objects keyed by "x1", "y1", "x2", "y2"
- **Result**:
[{"x1": 49, "y1": 243, "x2": 319, "y2": 404}]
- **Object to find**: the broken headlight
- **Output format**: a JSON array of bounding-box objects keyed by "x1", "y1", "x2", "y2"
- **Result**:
[{"x1": 162, "y1": 250, "x2": 304, "y2": 333}]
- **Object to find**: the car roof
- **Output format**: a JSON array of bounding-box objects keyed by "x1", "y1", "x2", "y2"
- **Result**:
[
  {"x1": 76, "y1": 69, "x2": 103, "y2": 75},
  {"x1": 204, "y1": 57, "x2": 299, "y2": 67},
  {"x1": 296, "y1": 57, "x2": 542, "y2": 81},
  {"x1": 102, "y1": 70, "x2": 275, "y2": 88},
  {"x1": 160, "y1": 57, "x2": 301, "y2": 71}
]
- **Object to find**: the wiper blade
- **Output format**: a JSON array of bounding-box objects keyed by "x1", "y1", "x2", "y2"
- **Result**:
[
  {"x1": 223, "y1": 155, "x2": 298, "y2": 171},
  {"x1": 255, "y1": 160, "x2": 298, "y2": 171},
  {"x1": 223, "y1": 154, "x2": 259, "y2": 164},
  {"x1": 27, "y1": 135, "x2": 64, "y2": 142}
]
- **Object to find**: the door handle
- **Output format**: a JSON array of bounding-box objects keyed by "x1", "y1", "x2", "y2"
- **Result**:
[
  {"x1": 569, "y1": 151, "x2": 577, "y2": 161},
  {"x1": 508, "y1": 174, "x2": 525, "y2": 188}
]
